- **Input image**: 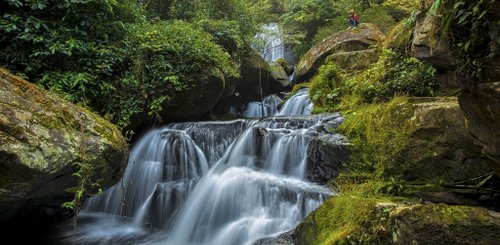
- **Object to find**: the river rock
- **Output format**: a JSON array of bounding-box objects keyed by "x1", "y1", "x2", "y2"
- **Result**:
[
  {"x1": 0, "y1": 69, "x2": 128, "y2": 222},
  {"x1": 294, "y1": 23, "x2": 385, "y2": 83}
]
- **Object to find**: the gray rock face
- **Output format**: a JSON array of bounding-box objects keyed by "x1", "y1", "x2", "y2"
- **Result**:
[
  {"x1": 306, "y1": 134, "x2": 350, "y2": 184},
  {"x1": 294, "y1": 23, "x2": 385, "y2": 83},
  {"x1": 411, "y1": 0, "x2": 453, "y2": 68},
  {"x1": 0, "y1": 69, "x2": 128, "y2": 222}
]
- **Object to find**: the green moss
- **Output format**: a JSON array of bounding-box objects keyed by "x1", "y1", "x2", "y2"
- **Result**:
[
  {"x1": 338, "y1": 96, "x2": 417, "y2": 176},
  {"x1": 275, "y1": 58, "x2": 293, "y2": 75},
  {"x1": 295, "y1": 194, "x2": 383, "y2": 245}
]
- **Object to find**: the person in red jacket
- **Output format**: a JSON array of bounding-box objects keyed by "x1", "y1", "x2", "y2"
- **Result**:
[{"x1": 348, "y1": 9, "x2": 360, "y2": 30}]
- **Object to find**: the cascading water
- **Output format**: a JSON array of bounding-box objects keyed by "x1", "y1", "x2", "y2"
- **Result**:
[
  {"x1": 244, "y1": 94, "x2": 282, "y2": 118},
  {"x1": 244, "y1": 88, "x2": 313, "y2": 118},
  {"x1": 255, "y1": 23, "x2": 285, "y2": 63},
  {"x1": 58, "y1": 90, "x2": 347, "y2": 245},
  {"x1": 278, "y1": 89, "x2": 313, "y2": 116}
]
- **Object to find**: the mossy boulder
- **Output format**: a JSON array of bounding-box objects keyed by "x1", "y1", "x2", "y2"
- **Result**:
[
  {"x1": 275, "y1": 58, "x2": 294, "y2": 76},
  {"x1": 0, "y1": 69, "x2": 128, "y2": 222},
  {"x1": 294, "y1": 23, "x2": 385, "y2": 84},
  {"x1": 340, "y1": 97, "x2": 492, "y2": 183},
  {"x1": 293, "y1": 195, "x2": 500, "y2": 245},
  {"x1": 269, "y1": 62, "x2": 290, "y2": 88},
  {"x1": 326, "y1": 49, "x2": 379, "y2": 72}
]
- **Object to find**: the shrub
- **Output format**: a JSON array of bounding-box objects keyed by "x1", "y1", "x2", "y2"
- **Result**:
[
  {"x1": 344, "y1": 48, "x2": 437, "y2": 103},
  {"x1": 309, "y1": 62, "x2": 343, "y2": 112}
]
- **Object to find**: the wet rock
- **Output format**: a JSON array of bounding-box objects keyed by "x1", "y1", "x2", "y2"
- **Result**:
[{"x1": 306, "y1": 134, "x2": 350, "y2": 184}]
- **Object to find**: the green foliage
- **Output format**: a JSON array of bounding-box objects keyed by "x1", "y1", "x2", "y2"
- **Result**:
[
  {"x1": 338, "y1": 97, "x2": 417, "y2": 176},
  {"x1": 106, "y1": 21, "x2": 237, "y2": 127},
  {"x1": 384, "y1": 16, "x2": 417, "y2": 54},
  {"x1": 0, "y1": 0, "x2": 143, "y2": 80},
  {"x1": 381, "y1": 176, "x2": 406, "y2": 196},
  {"x1": 281, "y1": 0, "x2": 341, "y2": 57},
  {"x1": 0, "y1": 0, "x2": 245, "y2": 129},
  {"x1": 361, "y1": 5, "x2": 397, "y2": 33},
  {"x1": 309, "y1": 62, "x2": 343, "y2": 112},
  {"x1": 382, "y1": 0, "x2": 419, "y2": 21},
  {"x1": 344, "y1": 48, "x2": 437, "y2": 103},
  {"x1": 428, "y1": 0, "x2": 498, "y2": 80}
]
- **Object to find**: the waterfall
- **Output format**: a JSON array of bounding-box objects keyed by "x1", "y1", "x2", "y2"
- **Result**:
[
  {"x1": 255, "y1": 23, "x2": 285, "y2": 63},
  {"x1": 245, "y1": 88, "x2": 313, "y2": 118},
  {"x1": 278, "y1": 89, "x2": 313, "y2": 116},
  {"x1": 244, "y1": 94, "x2": 282, "y2": 118},
  {"x1": 59, "y1": 90, "x2": 347, "y2": 245}
]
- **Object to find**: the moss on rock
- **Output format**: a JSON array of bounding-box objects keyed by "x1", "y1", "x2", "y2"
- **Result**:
[
  {"x1": 338, "y1": 96, "x2": 491, "y2": 183},
  {"x1": 0, "y1": 68, "x2": 128, "y2": 221},
  {"x1": 294, "y1": 194, "x2": 500, "y2": 245}
]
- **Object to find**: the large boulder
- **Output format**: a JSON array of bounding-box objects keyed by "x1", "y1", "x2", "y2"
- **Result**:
[
  {"x1": 411, "y1": 0, "x2": 453, "y2": 68},
  {"x1": 294, "y1": 23, "x2": 385, "y2": 83},
  {"x1": 326, "y1": 49, "x2": 380, "y2": 72},
  {"x1": 165, "y1": 72, "x2": 226, "y2": 120},
  {"x1": 395, "y1": 97, "x2": 491, "y2": 182},
  {"x1": 306, "y1": 134, "x2": 350, "y2": 184},
  {"x1": 0, "y1": 69, "x2": 128, "y2": 223},
  {"x1": 459, "y1": 81, "x2": 500, "y2": 174}
]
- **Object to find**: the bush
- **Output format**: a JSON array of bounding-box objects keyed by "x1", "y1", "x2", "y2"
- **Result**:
[
  {"x1": 102, "y1": 21, "x2": 238, "y2": 127},
  {"x1": 309, "y1": 62, "x2": 343, "y2": 112},
  {"x1": 344, "y1": 48, "x2": 437, "y2": 103}
]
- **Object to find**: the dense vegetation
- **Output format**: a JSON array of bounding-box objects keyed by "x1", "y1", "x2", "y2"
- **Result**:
[
  {"x1": 0, "y1": 0, "x2": 284, "y2": 131},
  {"x1": 281, "y1": 0, "x2": 419, "y2": 57}
]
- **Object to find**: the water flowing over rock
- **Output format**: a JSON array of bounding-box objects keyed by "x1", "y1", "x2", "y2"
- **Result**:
[
  {"x1": 244, "y1": 88, "x2": 313, "y2": 118},
  {"x1": 277, "y1": 89, "x2": 313, "y2": 116},
  {"x1": 59, "y1": 92, "x2": 349, "y2": 244},
  {"x1": 245, "y1": 95, "x2": 283, "y2": 118}
]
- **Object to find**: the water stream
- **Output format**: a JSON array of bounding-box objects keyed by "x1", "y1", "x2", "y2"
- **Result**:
[{"x1": 57, "y1": 89, "x2": 347, "y2": 245}]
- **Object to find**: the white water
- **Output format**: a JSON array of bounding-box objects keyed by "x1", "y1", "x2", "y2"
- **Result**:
[
  {"x1": 244, "y1": 94, "x2": 282, "y2": 118},
  {"x1": 61, "y1": 90, "x2": 344, "y2": 245},
  {"x1": 245, "y1": 88, "x2": 313, "y2": 118},
  {"x1": 255, "y1": 23, "x2": 285, "y2": 63},
  {"x1": 278, "y1": 89, "x2": 313, "y2": 116}
]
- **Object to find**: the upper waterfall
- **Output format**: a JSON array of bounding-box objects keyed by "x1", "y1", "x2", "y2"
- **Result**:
[{"x1": 255, "y1": 23, "x2": 285, "y2": 63}]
